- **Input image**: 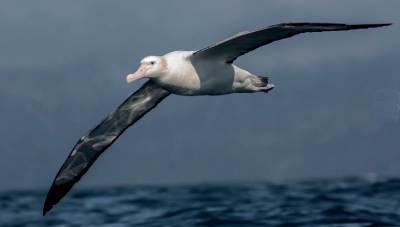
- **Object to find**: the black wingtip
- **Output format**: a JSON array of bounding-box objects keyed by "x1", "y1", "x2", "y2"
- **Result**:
[
  {"x1": 43, "y1": 181, "x2": 76, "y2": 216},
  {"x1": 43, "y1": 187, "x2": 57, "y2": 216},
  {"x1": 43, "y1": 202, "x2": 52, "y2": 216},
  {"x1": 279, "y1": 22, "x2": 393, "y2": 29},
  {"x1": 364, "y1": 23, "x2": 392, "y2": 28}
]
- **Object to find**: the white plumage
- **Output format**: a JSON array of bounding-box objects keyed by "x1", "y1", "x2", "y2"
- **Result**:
[
  {"x1": 44, "y1": 22, "x2": 390, "y2": 216},
  {"x1": 129, "y1": 51, "x2": 273, "y2": 95}
]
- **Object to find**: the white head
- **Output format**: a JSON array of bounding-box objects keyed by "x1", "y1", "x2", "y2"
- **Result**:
[{"x1": 126, "y1": 56, "x2": 167, "y2": 84}]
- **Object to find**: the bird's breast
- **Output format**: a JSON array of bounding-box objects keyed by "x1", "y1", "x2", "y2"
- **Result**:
[
  {"x1": 153, "y1": 59, "x2": 201, "y2": 95},
  {"x1": 152, "y1": 55, "x2": 236, "y2": 96}
]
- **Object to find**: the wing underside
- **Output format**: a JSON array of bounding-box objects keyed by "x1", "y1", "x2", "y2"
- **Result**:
[{"x1": 43, "y1": 80, "x2": 170, "y2": 215}]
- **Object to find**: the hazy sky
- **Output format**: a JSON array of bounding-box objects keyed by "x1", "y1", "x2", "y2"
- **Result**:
[{"x1": 1, "y1": 1, "x2": 399, "y2": 190}]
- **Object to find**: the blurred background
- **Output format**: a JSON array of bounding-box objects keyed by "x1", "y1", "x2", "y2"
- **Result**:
[{"x1": 0, "y1": 0, "x2": 399, "y2": 191}]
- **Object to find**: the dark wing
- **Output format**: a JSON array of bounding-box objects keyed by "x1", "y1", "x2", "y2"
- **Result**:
[
  {"x1": 191, "y1": 22, "x2": 391, "y2": 64},
  {"x1": 43, "y1": 80, "x2": 170, "y2": 216}
]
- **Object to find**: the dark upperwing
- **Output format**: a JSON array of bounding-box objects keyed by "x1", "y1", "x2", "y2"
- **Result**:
[{"x1": 192, "y1": 22, "x2": 391, "y2": 64}]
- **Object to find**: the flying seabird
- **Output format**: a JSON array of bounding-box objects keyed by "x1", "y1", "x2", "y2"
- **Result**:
[{"x1": 43, "y1": 22, "x2": 391, "y2": 215}]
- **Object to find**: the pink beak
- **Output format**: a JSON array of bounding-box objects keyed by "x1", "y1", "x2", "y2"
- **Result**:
[{"x1": 126, "y1": 64, "x2": 147, "y2": 84}]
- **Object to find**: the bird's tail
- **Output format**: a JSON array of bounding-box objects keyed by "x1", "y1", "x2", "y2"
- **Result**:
[
  {"x1": 258, "y1": 76, "x2": 269, "y2": 86},
  {"x1": 257, "y1": 76, "x2": 275, "y2": 93}
]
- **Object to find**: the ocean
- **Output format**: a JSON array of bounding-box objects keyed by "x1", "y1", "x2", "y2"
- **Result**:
[{"x1": 1, "y1": 177, "x2": 400, "y2": 227}]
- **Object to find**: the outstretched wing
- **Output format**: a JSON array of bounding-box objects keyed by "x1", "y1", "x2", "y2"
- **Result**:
[
  {"x1": 43, "y1": 80, "x2": 170, "y2": 216},
  {"x1": 191, "y1": 22, "x2": 391, "y2": 64}
]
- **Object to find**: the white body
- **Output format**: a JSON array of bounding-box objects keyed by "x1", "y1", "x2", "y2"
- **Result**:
[
  {"x1": 154, "y1": 51, "x2": 273, "y2": 95},
  {"x1": 128, "y1": 51, "x2": 274, "y2": 96}
]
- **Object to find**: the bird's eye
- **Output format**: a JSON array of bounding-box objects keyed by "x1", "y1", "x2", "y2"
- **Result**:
[{"x1": 150, "y1": 61, "x2": 155, "y2": 65}]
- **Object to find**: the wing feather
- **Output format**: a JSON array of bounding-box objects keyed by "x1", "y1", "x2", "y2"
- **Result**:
[
  {"x1": 192, "y1": 22, "x2": 391, "y2": 63},
  {"x1": 43, "y1": 80, "x2": 170, "y2": 215}
]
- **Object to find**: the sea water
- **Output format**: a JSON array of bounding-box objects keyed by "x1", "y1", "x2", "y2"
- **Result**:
[{"x1": 1, "y1": 177, "x2": 400, "y2": 227}]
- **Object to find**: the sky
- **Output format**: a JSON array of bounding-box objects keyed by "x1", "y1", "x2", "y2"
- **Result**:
[{"x1": 0, "y1": 1, "x2": 399, "y2": 191}]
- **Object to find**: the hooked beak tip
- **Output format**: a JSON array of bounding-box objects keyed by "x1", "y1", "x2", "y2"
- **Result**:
[
  {"x1": 127, "y1": 65, "x2": 146, "y2": 84},
  {"x1": 126, "y1": 73, "x2": 141, "y2": 84},
  {"x1": 126, "y1": 74, "x2": 133, "y2": 84}
]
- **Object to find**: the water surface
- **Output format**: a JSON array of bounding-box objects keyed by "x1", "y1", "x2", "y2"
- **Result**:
[{"x1": 2, "y1": 177, "x2": 400, "y2": 226}]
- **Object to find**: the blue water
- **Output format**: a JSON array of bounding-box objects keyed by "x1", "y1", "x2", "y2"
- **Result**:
[{"x1": 2, "y1": 177, "x2": 400, "y2": 227}]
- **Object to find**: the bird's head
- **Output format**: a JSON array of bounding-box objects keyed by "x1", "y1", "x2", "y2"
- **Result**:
[{"x1": 126, "y1": 56, "x2": 167, "y2": 83}]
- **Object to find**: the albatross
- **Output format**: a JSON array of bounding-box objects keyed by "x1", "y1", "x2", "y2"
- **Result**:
[{"x1": 43, "y1": 22, "x2": 391, "y2": 215}]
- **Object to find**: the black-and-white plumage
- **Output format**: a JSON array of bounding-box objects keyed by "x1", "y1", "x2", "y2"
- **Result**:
[{"x1": 43, "y1": 22, "x2": 390, "y2": 215}]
